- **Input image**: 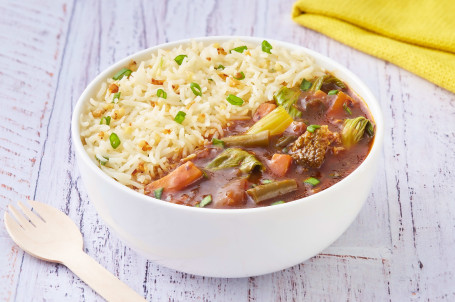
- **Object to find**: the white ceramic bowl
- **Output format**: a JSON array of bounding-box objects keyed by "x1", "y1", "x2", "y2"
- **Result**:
[{"x1": 72, "y1": 36, "x2": 384, "y2": 278}]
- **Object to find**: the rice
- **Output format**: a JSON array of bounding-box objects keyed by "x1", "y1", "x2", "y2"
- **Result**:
[{"x1": 79, "y1": 40, "x2": 324, "y2": 193}]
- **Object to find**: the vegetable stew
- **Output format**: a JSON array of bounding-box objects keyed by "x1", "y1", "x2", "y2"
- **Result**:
[{"x1": 144, "y1": 73, "x2": 375, "y2": 208}]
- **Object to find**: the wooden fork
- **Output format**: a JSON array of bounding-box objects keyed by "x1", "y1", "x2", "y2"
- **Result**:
[{"x1": 4, "y1": 200, "x2": 146, "y2": 302}]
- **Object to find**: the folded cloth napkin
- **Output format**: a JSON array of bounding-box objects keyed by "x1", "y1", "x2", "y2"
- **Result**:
[{"x1": 292, "y1": 0, "x2": 455, "y2": 94}]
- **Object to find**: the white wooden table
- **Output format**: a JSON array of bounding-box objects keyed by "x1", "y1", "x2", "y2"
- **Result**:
[{"x1": 1, "y1": 0, "x2": 454, "y2": 301}]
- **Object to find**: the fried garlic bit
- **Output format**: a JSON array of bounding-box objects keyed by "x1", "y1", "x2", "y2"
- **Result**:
[
  {"x1": 112, "y1": 107, "x2": 125, "y2": 120},
  {"x1": 139, "y1": 140, "x2": 152, "y2": 151},
  {"x1": 92, "y1": 108, "x2": 105, "y2": 118}
]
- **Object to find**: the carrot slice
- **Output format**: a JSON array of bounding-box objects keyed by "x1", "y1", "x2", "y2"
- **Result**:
[
  {"x1": 327, "y1": 91, "x2": 354, "y2": 117},
  {"x1": 145, "y1": 161, "x2": 203, "y2": 194},
  {"x1": 253, "y1": 103, "x2": 277, "y2": 122},
  {"x1": 269, "y1": 154, "x2": 292, "y2": 177}
]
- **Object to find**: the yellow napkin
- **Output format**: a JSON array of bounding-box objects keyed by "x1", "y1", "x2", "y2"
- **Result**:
[{"x1": 292, "y1": 0, "x2": 455, "y2": 94}]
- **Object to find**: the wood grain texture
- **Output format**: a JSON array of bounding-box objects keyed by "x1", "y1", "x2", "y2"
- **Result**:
[{"x1": 1, "y1": 0, "x2": 454, "y2": 301}]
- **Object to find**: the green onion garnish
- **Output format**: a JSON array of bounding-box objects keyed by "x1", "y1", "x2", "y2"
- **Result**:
[
  {"x1": 216, "y1": 64, "x2": 225, "y2": 70},
  {"x1": 233, "y1": 72, "x2": 245, "y2": 80},
  {"x1": 261, "y1": 179, "x2": 273, "y2": 184},
  {"x1": 271, "y1": 200, "x2": 285, "y2": 205},
  {"x1": 174, "y1": 111, "x2": 186, "y2": 124},
  {"x1": 112, "y1": 92, "x2": 121, "y2": 103},
  {"x1": 109, "y1": 133, "x2": 121, "y2": 149},
  {"x1": 307, "y1": 124, "x2": 321, "y2": 133},
  {"x1": 100, "y1": 116, "x2": 111, "y2": 125},
  {"x1": 328, "y1": 90, "x2": 338, "y2": 95},
  {"x1": 343, "y1": 103, "x2": 352, "y2": 115},
  {"x1": 174, "y1": 55, "x2": 187, "y2": 65},
  {"x1": 154, "y1": 187, "x2": 163, "y2": 199},
  {"x1": 212, "y1": 138, "x2": 225, "y2": 148},
  {"x1": 95, "y1": 154, "x2": 109, "y2": 165},
  {"x1": 208, "y1": 78, "x2": 214, "y2": 82},
  {"x1": 112, "y1": 68, "x2": 132, "y2": 80},
  {"x1": 261, "y1": 40, "x2": 273, "y2": 54},
  {"x1": 300, "y1": 79, "x2": 312, "y2": 91},
  {"x1": 190, "y1": 82, "x2": 202, "y2": 96},
  {"x1": 304, "y1": 177, "x2": 320, "y2": 186},
  {"x1": 157, "y1": 89, "x2": 167, "y2": 99},
  {"x1": 230, "y1": 46, "x2": 247, "y2": 53},
  {"x1": 197, "y1": 195, "x2": 212, "y2": 207},
  {"x1": 226, "y1": 94, "x2": 244, "y2": 106}
]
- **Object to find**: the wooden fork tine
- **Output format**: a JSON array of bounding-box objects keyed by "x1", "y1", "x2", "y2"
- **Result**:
[
  {"x1": 4, "y1": 212, "x2": 18, "y2": 229},
  {"x1": 27, "y1": 200, "x2": 49, "y2": 220},
  {"x1": 18, "y1": 201, "x2": 44, "y2": 226},
  {"x1": 4, "y1": 212, "x2": 23, "y2": 234},
  {"x1": 7, "y1": 204, "x2": 32, "y2": 229}
]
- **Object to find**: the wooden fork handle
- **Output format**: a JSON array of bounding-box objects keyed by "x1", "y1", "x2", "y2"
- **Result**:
[{"x1": 63, "y1": 250, "x2": 146, "y2": 302}]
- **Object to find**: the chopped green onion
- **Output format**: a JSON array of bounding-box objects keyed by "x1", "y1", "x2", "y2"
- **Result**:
[
  {"x1": 212, "y1": 138, "x2": 225, "y2": 148},
  {"x1": 307, "y1": 125, "x2": 321, "y2": 133},
  {"x1": 216, "y1": 64, "x2": 225, "y2": 70},
  {"x1": 109, "y1": 133, "x2": 121, "y2": 149},
  {"x1": 271, "y1": 200, "x2": 285, "y2": 205},
  {"x1": 230, "y1": 46, "x2": 247, "y2": 53},
  {"x1": 226, "y1": 94, "x2": 244, "y2": 106},
  {"x1": 300, "y1": 79, "x2": 312, "y2": 91},
  {"x1": 174, "y1": 55, "x2": 187, "y2": 65},
  {"x1": 154, "y1": 187, "x2": 163, "y2": 199},
  {"x1": 343, "y1": 103, "x2": 352, "y2": 115},
  {"x1": 95, "y1": 154, "x2": 109, "y2": 165},
  {"x1": 174, "y1": 111, "x2": 186, "y2": 124},
  {"x1": 197, "y1": 195, "x2": 212, "y2": 208},
  {"x1": 233, "y1": 71, "x2": 245, "y2": 80},
  {"x1": 261, "y1": 40, "x2": 272, "y2": 54},
  {"x1": 190, "y1": 82, "x2": 202, "y2": 96},
  {"x1": 100, "y1": 116, "x2": 111, "y2": 125},
  {"x1": 328, "y1": 90, "x2": 338, "y2": 95},
  {"x1": 157, "y1": 89, "x2": 167, "y2": 99},
  {"x1": 112, "y1": 68, "x2": 132, "y2": 80},
  {"x1": 112, "y1": 92, "x2": 121, "y2": 103},
  {"x1": 208, "y1": 78, "x2": 214, "y2": 82},
  {"x1": 304, "y1": 177, "x2": 320, "y2": 186},
  {"x1": 261, "y1": 179, "x2": 273, "y2": 184}
]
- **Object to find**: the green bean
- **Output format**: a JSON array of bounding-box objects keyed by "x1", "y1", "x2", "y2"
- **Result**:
[
  {"x1": 222, "y1": 131, "x2": 269, "y2": 147},
  {"x1": 246, "y1": 179, "x2": 297, "y2": 203},
  {"x1": 275, "y1": 135, "x2": 297, "y2": 148}
]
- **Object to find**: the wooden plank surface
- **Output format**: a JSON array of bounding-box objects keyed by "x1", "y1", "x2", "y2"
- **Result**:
[{"x1": 1, "y1": 0, "x2": 454, "y2": 301}]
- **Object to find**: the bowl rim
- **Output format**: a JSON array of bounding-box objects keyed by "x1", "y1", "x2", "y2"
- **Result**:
[{"x1": 71, "y1": 35, "x2": 384, "y2": 215}]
